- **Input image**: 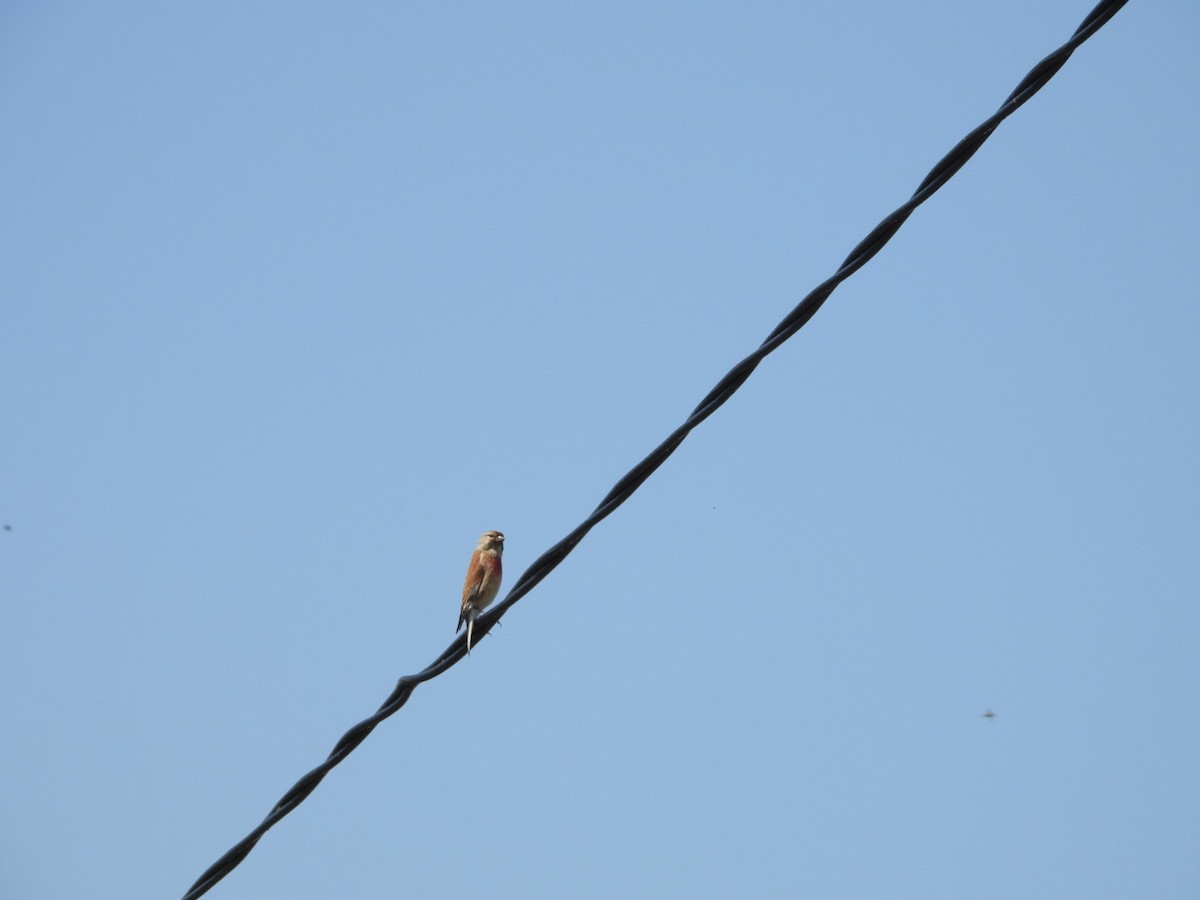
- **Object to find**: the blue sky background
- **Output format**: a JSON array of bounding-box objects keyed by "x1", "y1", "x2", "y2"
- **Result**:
[{"x1": 3, "y1": 2, "x2": 1198, "y2": 898}]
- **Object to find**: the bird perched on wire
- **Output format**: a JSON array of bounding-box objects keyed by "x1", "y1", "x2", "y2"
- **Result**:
[{"x1": 458, "y1": 530, "x2": 504, "y2": 654}]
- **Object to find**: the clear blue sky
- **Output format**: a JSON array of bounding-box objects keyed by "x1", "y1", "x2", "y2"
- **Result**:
[{"x1": 3, "y1": 3, "x2": 1198, "y2": 898}]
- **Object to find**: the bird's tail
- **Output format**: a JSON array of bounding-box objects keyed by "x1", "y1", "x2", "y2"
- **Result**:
[{"x1": 465, "y1": 608, "x2": 477, "y2": 655}]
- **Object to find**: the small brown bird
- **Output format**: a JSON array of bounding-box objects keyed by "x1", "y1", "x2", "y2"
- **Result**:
[{"x1": 458, "y1": 530, "x2": 504, "y2": 654}]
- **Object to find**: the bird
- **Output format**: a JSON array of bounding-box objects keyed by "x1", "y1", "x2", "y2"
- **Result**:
[
  {"x1": 982, "y1": 710, "x2": 995, "y2": 720},
  {"x1": 458, "y1": 530, "x2": 504, "y2": 654}
]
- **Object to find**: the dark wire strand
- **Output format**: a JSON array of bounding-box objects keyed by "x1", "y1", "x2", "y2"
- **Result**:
[{"x1": 182, "y1": 2, "x2": 1130, "y2": 896}]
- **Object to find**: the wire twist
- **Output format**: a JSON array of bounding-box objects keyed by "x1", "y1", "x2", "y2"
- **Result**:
[{"x1": 183, "y1": 2, "x2": 1130, "y2": 895}]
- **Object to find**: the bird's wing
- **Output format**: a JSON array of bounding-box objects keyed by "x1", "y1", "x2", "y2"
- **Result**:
[{"x1": 458, "y1": 557, "x2": 486, "y2": 631}]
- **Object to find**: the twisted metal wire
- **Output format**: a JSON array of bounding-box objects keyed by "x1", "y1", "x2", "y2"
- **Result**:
[{"x1": 182, "y1": 2, "x2": 1130, "y2": 895}]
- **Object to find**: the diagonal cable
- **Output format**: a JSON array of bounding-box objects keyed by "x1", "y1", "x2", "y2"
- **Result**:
[{"x1": 182, "y1": 1, "x2": 1130, "y2": 896}]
